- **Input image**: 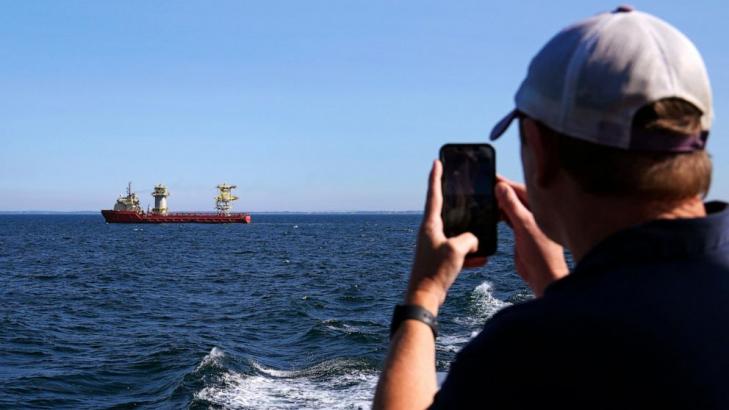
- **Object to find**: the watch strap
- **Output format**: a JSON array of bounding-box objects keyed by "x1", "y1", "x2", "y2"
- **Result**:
[{"x1": 390, "y1": 304, "x2": 438, "y2": 339}]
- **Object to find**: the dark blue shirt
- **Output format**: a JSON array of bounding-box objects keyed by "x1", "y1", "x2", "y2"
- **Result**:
[{"x1": 432, "y1": 202, "x2": 729, "y2": 409}]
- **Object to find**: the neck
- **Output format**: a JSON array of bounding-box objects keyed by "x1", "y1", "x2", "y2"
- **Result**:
[{"x1": 557, "y1": 193, "x2": 706, "y2": 262}]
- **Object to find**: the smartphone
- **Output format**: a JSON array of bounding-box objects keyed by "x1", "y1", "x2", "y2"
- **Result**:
[{"x1": 439, "y1": 143, "x2": 497, "y2": 257}]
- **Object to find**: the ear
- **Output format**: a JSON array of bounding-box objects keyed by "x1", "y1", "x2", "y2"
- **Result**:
[{"x1": 522, "y1": 118, "x2": 560, "y2": 188}]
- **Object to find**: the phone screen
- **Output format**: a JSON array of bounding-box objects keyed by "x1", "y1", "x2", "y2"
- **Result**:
[{"x1": 439, "y1": 144, "x2": 497, "y2": 257}]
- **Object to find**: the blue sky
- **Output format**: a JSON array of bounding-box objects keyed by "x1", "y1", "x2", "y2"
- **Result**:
[{"x1": 1, "y1": 1, "x2": 727, "y2": 212}]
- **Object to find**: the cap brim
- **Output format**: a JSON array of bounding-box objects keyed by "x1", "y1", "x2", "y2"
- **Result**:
[{"x1": 490, "y1": 109, "x2": 518, "y2": 141}]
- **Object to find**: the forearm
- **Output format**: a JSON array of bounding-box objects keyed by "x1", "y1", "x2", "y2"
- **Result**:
[
  {"x1": 373, "y1": 293, "x2": 440, "y2": 410},
  {"x1": 374, "y1": 161, "x2": 478, "y2": 409}
]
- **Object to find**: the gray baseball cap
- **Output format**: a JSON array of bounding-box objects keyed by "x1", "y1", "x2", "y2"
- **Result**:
[{"x1": 490, "y1": 6, "x2": 712, "y2": 152}]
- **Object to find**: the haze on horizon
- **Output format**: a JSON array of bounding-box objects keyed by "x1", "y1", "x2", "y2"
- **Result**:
[{"x1": 1, "y1": 1, "x2": 727, "y2": 212}]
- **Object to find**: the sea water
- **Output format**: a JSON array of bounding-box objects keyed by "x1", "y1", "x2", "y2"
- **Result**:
[{"x1": 0, "y1": 214, "x2": 531, "y2": 409}]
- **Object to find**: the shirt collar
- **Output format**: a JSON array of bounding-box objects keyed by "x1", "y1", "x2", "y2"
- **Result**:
[{"x1": 572, "y1": 201, "x2": 729, "y2": 275}]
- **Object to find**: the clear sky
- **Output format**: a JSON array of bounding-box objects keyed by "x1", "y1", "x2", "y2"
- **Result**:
[{"x1": 1, "y1": 0, "x2": 727, "y2": 212}]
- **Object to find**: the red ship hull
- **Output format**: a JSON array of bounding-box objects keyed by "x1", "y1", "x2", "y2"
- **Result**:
[{"x1": 101, "y1": 210, "x2": 251, "y2": 224}]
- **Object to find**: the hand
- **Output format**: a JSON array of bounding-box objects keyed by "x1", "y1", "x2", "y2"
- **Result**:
[
  {"x1": 495, "y1": 177, "x2": 568, "y2": 297},
  {"x1": 406, "y1": 160, "x2": 481, "y2": 314}
]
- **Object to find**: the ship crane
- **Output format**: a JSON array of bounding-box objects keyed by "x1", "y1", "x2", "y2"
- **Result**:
[{"x1": 215, "y1": 183, "x2": 239, "y2": 215}]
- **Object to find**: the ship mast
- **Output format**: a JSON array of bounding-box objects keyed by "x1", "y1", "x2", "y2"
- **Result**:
[{"x1": 215, "y1": 183, "x2": 239, "y2": 215}]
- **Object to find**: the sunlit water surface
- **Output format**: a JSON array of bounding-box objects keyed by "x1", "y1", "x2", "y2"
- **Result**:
[{"x1": 0, "y1": 215, "x2": 528, "y2": 409}]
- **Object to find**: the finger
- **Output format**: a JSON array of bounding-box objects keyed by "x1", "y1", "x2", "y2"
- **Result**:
[
  {"x1": 424, "y1": 160, "x2": 444, "y2": 226},
  {"x1": 496, "y1": 174, "x2": 521, "y2": 187},
  {"x1": 510, "y1": 183, "x2": 529, "y2": 208},
  {"x1": 464, "y1": 256, "x2": 487, "y2": 268},
  {"x1": 495, "y1": 181, "x2": 531, "y2": 225},
  {"x1": 499, "y1": 208, "x2": 513, "y2": 228},
  {"x1": 496, "y1": 175, "x2": 529, "y2": 208},
  {"x1": 495, "y1": 174, "x2": 513, "y2": 184},
  {"x1": 495, "y1": 177, "x2": 527, "y2": 226},
  {"x1": 449, "y1": 232, "x2": 479, "y2": 255}
]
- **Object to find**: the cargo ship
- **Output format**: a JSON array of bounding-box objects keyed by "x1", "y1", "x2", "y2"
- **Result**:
[{"x1": 101, "y1": 183, "x2": 251, "y2": 224}]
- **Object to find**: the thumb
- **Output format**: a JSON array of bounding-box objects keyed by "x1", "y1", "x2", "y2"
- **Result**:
[
  {"x1": 448, "y1": 232, "x2": 479, "y2": 255},
  {"x1": 496, "y1": 182, "x2": 531, "y2": 225}
]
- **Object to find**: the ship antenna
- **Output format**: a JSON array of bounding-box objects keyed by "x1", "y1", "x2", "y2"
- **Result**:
[{"x1": 127, "y1": 181, "x2": 132, "y2": 196}]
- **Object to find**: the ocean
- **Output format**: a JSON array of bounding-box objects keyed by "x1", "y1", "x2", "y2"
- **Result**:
[{"x1": 0, "y1": 214, "x2": 530, "y2": 409}]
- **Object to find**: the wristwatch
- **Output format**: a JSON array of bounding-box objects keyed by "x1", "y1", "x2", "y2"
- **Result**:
[{"x1": 389, "y1": 304, "x2": 438, "y2": 339}]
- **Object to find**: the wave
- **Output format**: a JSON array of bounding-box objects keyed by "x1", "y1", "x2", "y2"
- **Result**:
[
  {"x1": 436, "y1": 332, "x2": 480, "y2": 353},
  {"x1": 195, "y1": 346, "x2": 226, "y2": 372},
  {"x1": 192, "y1": 347, "x2": 376, "y2": 409},
  {"x1": 444, "y1": 281, "x2": 512, "y2": 353},
  {"x1": 472, "y1": 281, "x2": 511, "y2": 319}
]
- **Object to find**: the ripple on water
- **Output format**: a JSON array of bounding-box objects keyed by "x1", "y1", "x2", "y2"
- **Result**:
[{"x1": 0, "y1": 215, "x2": 524, "y2": 408}]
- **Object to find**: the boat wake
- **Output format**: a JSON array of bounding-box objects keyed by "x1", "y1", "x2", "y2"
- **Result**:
[
  {"x1": 190, "y1": 282, "x2": 512, "y2": 409},
  {"x1": 192, "y1": 347, "x2": 377, "y2": 409}
]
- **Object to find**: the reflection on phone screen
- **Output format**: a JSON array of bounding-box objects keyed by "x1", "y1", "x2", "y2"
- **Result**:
[{"x1": 441, "y1": 145, "x2": 496, "y2": 255}]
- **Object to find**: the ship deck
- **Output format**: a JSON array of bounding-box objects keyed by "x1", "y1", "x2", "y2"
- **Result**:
[{"x1": 101, "y1": 210, "x2": 251, "y2": 224}]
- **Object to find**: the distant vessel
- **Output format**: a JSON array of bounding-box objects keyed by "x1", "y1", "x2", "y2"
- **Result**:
[{"x1": 101, "y1": 183, "x2": 251, "y2": 224}]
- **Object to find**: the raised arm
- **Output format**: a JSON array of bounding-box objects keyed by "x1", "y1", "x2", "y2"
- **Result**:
[
  {"x1": 373, "y1": 164, "x2": 569, "y2": 409},
  {"x1": 495, "y1": 177, "x2": 568, "y2": 297},
  {"x1": 373, "y1": 160, "x2": 479, "y2": 410}
]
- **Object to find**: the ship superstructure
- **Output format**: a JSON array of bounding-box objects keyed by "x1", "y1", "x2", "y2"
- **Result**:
[
  {"x1": 113, "y1": 182, "x2": 142, "y2": 212},
  {"x1": 101, "y1": 183, "x2": 251, "y2": 224},
  {"x1": 151, "y1": 184, "x2": 169, "y2": 215}
]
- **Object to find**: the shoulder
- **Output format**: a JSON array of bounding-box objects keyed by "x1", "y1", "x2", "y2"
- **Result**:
[
  {"x1": 431, "y1": 299, "x2": 558, "y2": 408},
  {"x1": 458, "y1": 297, "x2": 556, "y2": 360}
]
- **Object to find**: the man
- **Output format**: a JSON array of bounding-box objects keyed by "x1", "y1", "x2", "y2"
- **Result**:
[{"x1": 374, "y1": 6, "x2": 729, "y2": 409}]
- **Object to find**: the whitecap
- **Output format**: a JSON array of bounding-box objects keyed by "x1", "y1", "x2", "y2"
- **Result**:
[
  {"x1": 436, "y1": 332, "x2": 479, "y2": 353},
  {"x1": 322, "y1": 320, "x2": 361, "y2": 335},
  {"x1": 194, "y1": 359, "x2": 376, "y2": 409},
  {"x1": 196, "y1": 346, "x2": 226, "y2": 372},
  {"x1": 452, "y1": 281, "x2": 512, "y2": 329},
  {"x1": 472, "y1": 281, "x2": 511, "y2": 319}
]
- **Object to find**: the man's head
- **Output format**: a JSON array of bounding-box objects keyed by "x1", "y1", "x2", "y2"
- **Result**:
[{"x1": 490, "y1": 6, "x2": 714, "y2": 248}]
